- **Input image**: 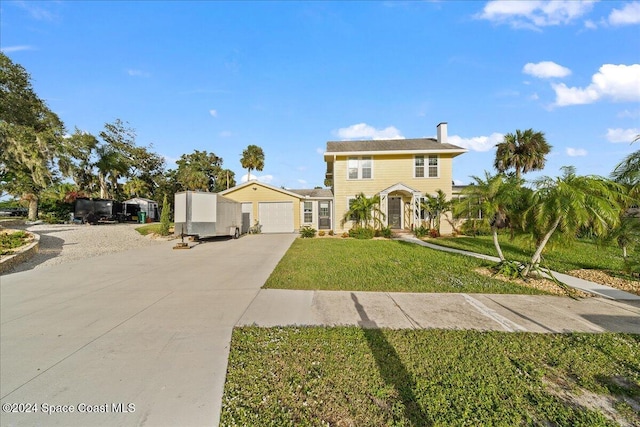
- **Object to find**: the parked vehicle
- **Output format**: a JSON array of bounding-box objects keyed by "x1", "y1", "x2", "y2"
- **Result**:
[
  {"x1": 174, "y1": 191, "x2": 242, "y2": 239},
  {"x1": 74, "y1": 198, "x2": 122, "y2": 224}
]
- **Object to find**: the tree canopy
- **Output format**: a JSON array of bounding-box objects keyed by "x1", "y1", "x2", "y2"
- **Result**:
[
  {"x1": 0, "y1": 52, "x2": 67, "y2": 220},
  {"x1": 494, "y1": 129, "x2": 551, "y2": 180},
  {"x1": 240, "y1": 145, "x2": 265, "y2": 181}
]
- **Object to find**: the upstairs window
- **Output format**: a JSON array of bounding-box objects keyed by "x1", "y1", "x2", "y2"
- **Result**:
[
  {"x1": 415, "y1": 155, "x2": 439, "y2": 178},
  {"x1": 415, "y1": 156, "x2": 425, "y2": 178},
  {"x1": 347, "y1": 156, "x2": 373, "y2": 180},
  {"x1": 428, "y1": 155, "x2": 439, "y2": 177}
]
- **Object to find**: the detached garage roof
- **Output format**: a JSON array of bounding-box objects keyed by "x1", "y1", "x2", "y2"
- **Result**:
[{"x1": 220, "y1": 181, "x2": 333, "y2": 199}]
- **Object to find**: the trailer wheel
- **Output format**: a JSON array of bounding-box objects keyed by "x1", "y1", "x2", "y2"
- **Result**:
[{"x1": 233, "y1": 228, "x2": 240, "y2": 239}]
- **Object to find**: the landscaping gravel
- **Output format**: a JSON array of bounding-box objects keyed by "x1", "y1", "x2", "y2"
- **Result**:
[{"x1": 4, "y1": 222, "x2": 163, "y2": 274}]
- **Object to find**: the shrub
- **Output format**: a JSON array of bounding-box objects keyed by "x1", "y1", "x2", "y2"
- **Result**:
[
  {"x1": 159, "y1": 194, "x2": 171, "y2": 236},
  {"x1": 429, "y1": 228, "x2": 440, "y2": 238},
  {"x1": 341, "y1": 232, "x2": 349, "y2": 238},
  {"x1": 460, "y1": 219, "x2": 491, "y2": 236},
  {"x1": 300, "y1": 226, "x2": 316, "y2": 238},
  {"x1": 328, "y1": 230, "x2": 334, "y2": 236},
  {"x1": 349, "y1": 226, "x2": 375, "y2": 240},
  {"x1": 374, "y1": 226, "x2": 393, "y2": 239},
  {"x1": 491, "y1": 260, "x2": 525, "y2": 280},
  {"x1": 318, "y1": 230, "x2": 325, "y2": 237},
  {"x1": 414, "y1": 225, "x2": 429, "y2": 238}
]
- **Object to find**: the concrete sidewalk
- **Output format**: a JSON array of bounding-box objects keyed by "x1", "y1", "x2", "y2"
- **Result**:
[
  {"x1": 238, "y1": 289, "x2": 640, "y2": 333},
  {"x1": 399, "y1": 235, "x2": 640, "y2": 301}
]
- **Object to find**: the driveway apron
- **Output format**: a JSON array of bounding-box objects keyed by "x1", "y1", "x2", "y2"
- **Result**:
[{"x1": 0, "y1": 233, "x2": 296, "y2": 427}]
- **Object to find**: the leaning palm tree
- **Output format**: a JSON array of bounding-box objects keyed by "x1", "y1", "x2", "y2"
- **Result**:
[
  {"x1": 523, "y1": 167, "x2": 623, "y2": 276},
  {"x1": 240, "y1": 145, "x2": 265, "y2": 181},
  {"x1": 494, "y1": 129, "x2": 551, "y2": 181},
  {"x1": 454, "y1": 172, "x2": 523, "y2": 261},
  {"x1": 341, "y1": 193, "x2": 385, "y2": 230}
]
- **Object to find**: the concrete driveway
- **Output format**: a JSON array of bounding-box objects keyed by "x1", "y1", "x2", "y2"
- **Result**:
[{"x1": 0, "y1": 233, "x2": 297, "y2": 427}]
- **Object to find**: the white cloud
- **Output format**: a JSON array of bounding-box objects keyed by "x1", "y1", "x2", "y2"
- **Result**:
[
  {"x1": 584, "y1": 19, "x2": 597, "y2": 29},
  {"x1": 209, "y1": 109, "x2": 218, "y2": 117},
  {"x1": 566, "y1": 147, "x2": 588, "y2": 157},
  {"x1": 219, "y1": 130, "x2": 232, "y2": 137},
  {"x1": 297, "y1": 179, "x2": 307, "y2": 185},
  {"x1": 241, "y1": 173, "x2": 273, "y2": 184},
  {"x1": 477, "y1": 0, "x2": 596, "y2": 29},
  {"x1": 448, "y1": 132, "x2": 504, "y2": 152},
  {"x1": 609, "y1": 2, "x2": 640, "y2": 26},
  {"x1": 127, "y1": 69, "x2": 150, "y2": 77},
  {"x1": 316, "y1": 147, "x2": 324, "y2": 155},
  {"x1": 0, "y1": 45, "x2": 34, "y2": 53},
  {"x1": 162, "y1": 155, "x2": 179, "y2": 169},
  {"x1": 453, "y1": 179, "x2": 465, "y2": 186},
  {"x1": 606, "y1": 128, "x2": 640, "y2": 143},
  {"x1": 523, "y1": 61, "x2": 571, "y2": 78},
  {"x1": 336, "y1": 123, "x2": 404, "y2": 140},
  {"x1": 552, "y1": 64, "x2": 640, "y2": 106},
  {"x1": 618, "y1": 109, "x2": 640, "y2": 118}
]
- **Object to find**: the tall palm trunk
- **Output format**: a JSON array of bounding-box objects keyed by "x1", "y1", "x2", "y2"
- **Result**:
[
  {"x1": 524, "y1": 216, "x2": 561, "y2": 276},
  {"x1": 99, "y1": 173, "x2": 109, "y2": 199},
  {"x1": 492, "y1": 227, "x2": 505, "y2": 261}
]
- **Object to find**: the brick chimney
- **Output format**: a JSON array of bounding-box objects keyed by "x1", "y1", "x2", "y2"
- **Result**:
[{"x1": 437, "y1": 122, "x2": 448, "y2": 144}]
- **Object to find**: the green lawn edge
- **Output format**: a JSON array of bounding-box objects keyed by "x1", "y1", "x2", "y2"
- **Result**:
[
  {"x1": 221, "y1": 327, "x2": 640, "y2": 427},
  {"x1": 264, "y1": 238, "x2": 548, "y2": 295}
]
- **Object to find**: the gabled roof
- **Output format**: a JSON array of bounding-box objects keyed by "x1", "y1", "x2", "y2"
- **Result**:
[
  {"x1": 220, "y1": 180, "x2": 305, "y2": 199},
  {"x1": 288, "y1": 188, "x2": 333, "y2": 198},
  {"x1": 325, "y1": 138, "x2": 466, "y2": 156}
]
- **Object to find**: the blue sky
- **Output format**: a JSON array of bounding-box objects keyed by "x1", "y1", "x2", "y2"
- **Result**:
[{"x1": 2, "y1": 0, "x2": 639, "y2": 189}]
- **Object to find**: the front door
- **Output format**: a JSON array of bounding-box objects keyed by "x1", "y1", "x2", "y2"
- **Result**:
[{"x1": 388, "y1": 197, "x2": 402, "y2": 229}]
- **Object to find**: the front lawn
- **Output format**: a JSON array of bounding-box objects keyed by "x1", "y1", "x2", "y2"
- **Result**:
[
  {"x1": 430, "y1": 234, "x2": 634, "y2": 275},
  {"x1": 221, "y1": 327, "x2": 640, "y2": 426},
  {"x1": 264, "y1": 239, "x2": 547, "y2": 295}
]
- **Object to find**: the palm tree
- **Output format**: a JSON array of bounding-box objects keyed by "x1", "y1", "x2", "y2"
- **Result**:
[
  {"x1": 494, "y1": 129, "x2": 551, "y2": 180},
  {"x1": 240, "y1": 145, "x2": 265, "y2": 181},
  {"x1": 341, "y1": 193, "x2": 385, "y2": 230},
  {"x1": 94, "y1": 145, "x2": 129, "y2": 199},
  {"x1": 523, "y1": 167, "x2": 623, "y2": 276},
  {"x1": 454, "y1": 172, "x2": 524, "y2": 261},
  {"x1": 421, "y1": 189, "x2": 451, "y2": 233}
]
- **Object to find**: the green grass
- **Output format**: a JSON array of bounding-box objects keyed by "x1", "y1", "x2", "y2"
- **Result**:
[
  {"x1": 221, "y1": 327, "x2": 640, "y2": 427},
  {"x1": 264, "y1": 238, "x2": 548, "y2": 294},
  {"x1": 430, "y1": 233, "x2": 635, "y2": 275},
  {"x1": 134, "y1": 222, "x2": 172, "y2": 236},
  {"x1": 0, "y1": 230, "x2": 30, "y2": 256}
]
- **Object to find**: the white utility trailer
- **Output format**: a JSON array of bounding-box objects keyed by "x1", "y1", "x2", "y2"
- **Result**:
[{"x1": 174, "y1": 191, "x2": 242, "y2": 239}]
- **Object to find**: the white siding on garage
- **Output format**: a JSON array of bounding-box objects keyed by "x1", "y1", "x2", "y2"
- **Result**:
[{"x1": 259, "y1": 202, "x2": 294, "y2": 233}]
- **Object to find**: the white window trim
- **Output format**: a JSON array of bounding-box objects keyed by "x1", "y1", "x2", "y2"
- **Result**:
[
  {"x1": 346, "y1": 156, "x2": 373, "y2": 180},
  {"x1": 303, "y1": 201, "x2": 313, "y2": 224},
  {"x1": 427, "y1": 155, "x2": 439, "y2": 178},
  {"x1": 414, "y1": 155, "x2": 425, "y2": 178}
]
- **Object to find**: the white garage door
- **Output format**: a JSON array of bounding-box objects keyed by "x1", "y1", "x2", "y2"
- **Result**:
[{"x1": 259, "y1": 202, "x2": 294, "y2": 233}]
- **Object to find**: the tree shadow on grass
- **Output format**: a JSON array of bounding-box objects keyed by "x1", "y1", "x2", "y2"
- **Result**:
[{"x1": 351, "y1": 293, "x2": 431, "y2": 426}]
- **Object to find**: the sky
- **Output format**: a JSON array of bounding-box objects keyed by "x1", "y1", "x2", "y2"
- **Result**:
[{"x1": 2, "y1": 0, "x2": 639, "y2": 189}]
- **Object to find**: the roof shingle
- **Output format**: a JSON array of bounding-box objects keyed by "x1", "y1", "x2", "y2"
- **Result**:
[{"x1": 326, "y1": 138, "x2": 464, "y2": 153}]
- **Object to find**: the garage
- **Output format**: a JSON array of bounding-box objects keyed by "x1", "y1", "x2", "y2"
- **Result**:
[{"x1": 259, "y1": 202, "x2": 294, "y2": 233}]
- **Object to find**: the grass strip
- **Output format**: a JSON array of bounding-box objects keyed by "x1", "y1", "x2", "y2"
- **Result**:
[
  {"x1": 221, "y1": 327, "x2": 640, "y2": 427},
  {"x1": 264, "y1": 238, "x2": 547, "y2": 294}
]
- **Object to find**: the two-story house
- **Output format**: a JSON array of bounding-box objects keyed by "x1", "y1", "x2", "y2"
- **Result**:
[{"x1": 324, "y1": 123, "x2": 467, "y2": 234}]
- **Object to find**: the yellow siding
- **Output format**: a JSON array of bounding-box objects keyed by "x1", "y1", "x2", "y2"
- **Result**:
[
  {"x1": 222, "y1": 185, "x2": 301, "y2": 230},
  {"x1": 333, "y1": 153, "x2": 455, "y2": 233}
]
